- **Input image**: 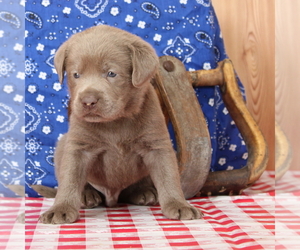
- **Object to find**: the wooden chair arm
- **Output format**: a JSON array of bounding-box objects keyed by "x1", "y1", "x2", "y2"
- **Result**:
[
  {"x1": 275, "y1": 122, "x2": 292, "y2": 181},
  {"x1": 153, "y1": 56, "x2": 211, "y2": 199},
  {"x1": 153, "y1": 56, "x2": 269, "y2": 196}
]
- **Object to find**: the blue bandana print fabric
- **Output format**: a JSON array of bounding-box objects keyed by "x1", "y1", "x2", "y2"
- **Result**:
[
  {"x1": 0, "y1": 0, "x2": 25, "y2": 197},
  {"x1": 22, "y1": 0, "x2": 248, "y2": 197}
]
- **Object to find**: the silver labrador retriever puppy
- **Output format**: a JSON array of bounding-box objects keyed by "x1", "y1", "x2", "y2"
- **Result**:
[{"x1": 39, "y1": 25, "x2": 202, "y2": 224}]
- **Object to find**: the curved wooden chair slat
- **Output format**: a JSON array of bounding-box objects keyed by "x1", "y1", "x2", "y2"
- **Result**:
[
  {"x1": 275, "y1": 122, "x2": 292, "y2": 181},
  {"x1": 153, "y1": 56, "x2": 269, "y2": 196},
  {"x1": 153, "y1": 56, "x2": 211, "y2": 199}
]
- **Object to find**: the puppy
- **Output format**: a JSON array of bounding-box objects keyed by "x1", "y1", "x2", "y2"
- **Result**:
[{"x1": 39, "y1": 25, "x2": 202, "y2": 224}]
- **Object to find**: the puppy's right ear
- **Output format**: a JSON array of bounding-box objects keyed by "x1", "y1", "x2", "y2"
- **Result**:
[
  {"x1": 128, "y1": 40, "x2": 159, "y2": 88},
  {"x1": 54, "y1": 41, "x2": 68, "y2": 84}
]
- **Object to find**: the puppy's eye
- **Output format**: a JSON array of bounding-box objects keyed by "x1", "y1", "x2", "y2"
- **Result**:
[
  {"x1": 73, "y1": 73, "x2": 80, "y2": 79},
  {"x1": 107, "y1": 71, "x2": 117, "y2": 78}
]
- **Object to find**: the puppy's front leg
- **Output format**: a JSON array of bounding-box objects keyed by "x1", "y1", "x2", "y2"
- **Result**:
[
  {"x1": 144, "y1": 149, "x2": 202, "y2": 220},
  {"x1": 39, "y1": 150, "x2": 88, "y2": 224}
]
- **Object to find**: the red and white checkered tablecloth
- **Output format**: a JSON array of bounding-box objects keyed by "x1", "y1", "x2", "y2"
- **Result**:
[
  {"x1": 0, "y1": 198, "x2": 25, "y2": 250},
  {"x1": 1, "y1": 171, "x2": 300, "y2": 250},
  {"x1": 275, "y1": 171, "x2": 300, "y2": 250}
]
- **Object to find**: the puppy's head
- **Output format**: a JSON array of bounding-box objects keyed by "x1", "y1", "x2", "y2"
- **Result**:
[{"x1": 54, "y1": 25, "x2": 158, "y2": 123}]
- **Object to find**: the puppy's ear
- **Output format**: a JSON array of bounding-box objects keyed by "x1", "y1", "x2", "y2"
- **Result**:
[
  {"x1": 54, "y1": 41, "x2": 68, "y2": 84},
  {"x1": 129, "y1": 40, "x2": 158, "y2": 88}
]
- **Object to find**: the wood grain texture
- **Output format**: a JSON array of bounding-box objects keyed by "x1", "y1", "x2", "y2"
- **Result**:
[
  {"x1": 212, "y1": 0, "x2": 275, "y2": 170},
  {"x1": 275, "y1": 0, "x2": 300, "y2": 170}
]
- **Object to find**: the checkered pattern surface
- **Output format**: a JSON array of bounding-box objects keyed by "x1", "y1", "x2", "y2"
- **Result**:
[
  {"x1": 0, "y1": 198, "x2": 25, "y2": 250},
  {"x1": 1, "y1": 171, "x2": 300, "y2": 250},
  {"x1": 275, "y1": 171, "x2": 300, "y2": 250}
]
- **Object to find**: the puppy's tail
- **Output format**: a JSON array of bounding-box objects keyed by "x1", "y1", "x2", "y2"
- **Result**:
[{"x1": 31, "y1": 185, "x2": 57, "y2": 198}]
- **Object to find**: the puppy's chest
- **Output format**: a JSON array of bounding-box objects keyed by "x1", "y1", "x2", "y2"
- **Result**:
[
  {"x1": 100, "y1": 139, "x2": 142, "y2": 168},
  {"x1": 89, "y1": 140, "x2": 147, "y2": 188}
]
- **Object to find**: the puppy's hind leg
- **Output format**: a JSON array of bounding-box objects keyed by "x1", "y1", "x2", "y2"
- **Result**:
[{"x1": 119, "y1": 177, "x2": 158, "y2": 206}]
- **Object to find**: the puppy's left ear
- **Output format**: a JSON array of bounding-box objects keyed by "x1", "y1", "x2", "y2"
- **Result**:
[
  {"x1": 54, "y1": 41, "x2": 68, "y2": 84},
  {"x1": 129, "y1": 40, "x2": 159, "y2": 88}
]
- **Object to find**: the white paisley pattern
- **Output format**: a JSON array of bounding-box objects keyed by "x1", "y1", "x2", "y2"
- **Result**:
[
  {"x1": 163, "y1": 35, "x2": 196, "y2": 63},
  {"x1": 75, "y1": 0, "x2": 109, "y2": 18},
  {"x1": 196, "y1": 0, "x2": 211, "y2": 7},
  {"x1": 25, "y1": 103, "x2": 41, "y2": 134},
  {"x1": 0, "y1": 103, "x2": 19, "y2": 135},
  {"x1": 0, "y1": 58, "x2": 15, "y2": 77}
]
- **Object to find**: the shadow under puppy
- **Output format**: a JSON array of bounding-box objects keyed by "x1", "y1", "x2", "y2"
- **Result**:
[{"x1": 39, "y1": 25, "x2": 203, "y2": 224}]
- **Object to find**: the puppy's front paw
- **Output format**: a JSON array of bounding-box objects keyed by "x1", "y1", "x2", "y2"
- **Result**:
[
  {"x1": 132, "y1": 187, "x2": 158, "y2": 206},
  {"x1": 81, "y1": 186, "x2": 103, "y2": 209},
  {"x1": 162, "y1": 200, "x2": 202, "y2": 220},
  {"x1": 39, "y1": 204, "x2": 79, "y2": 224}
]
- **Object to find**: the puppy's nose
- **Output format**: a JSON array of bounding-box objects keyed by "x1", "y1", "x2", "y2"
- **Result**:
[{"x1": 81, "y1": 96, "x2": 98, "y2": 108}]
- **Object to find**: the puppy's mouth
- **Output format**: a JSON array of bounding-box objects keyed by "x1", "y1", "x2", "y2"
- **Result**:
[
  {"x1": 83, "y1": 113, "x2": 102, "y2": 120},
  {"x1": 81, "y1": 111, "x2": 120, "y2": 123},
  {"x1": 83, "y1": 113, "x2": 109, "y2": 122}
]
